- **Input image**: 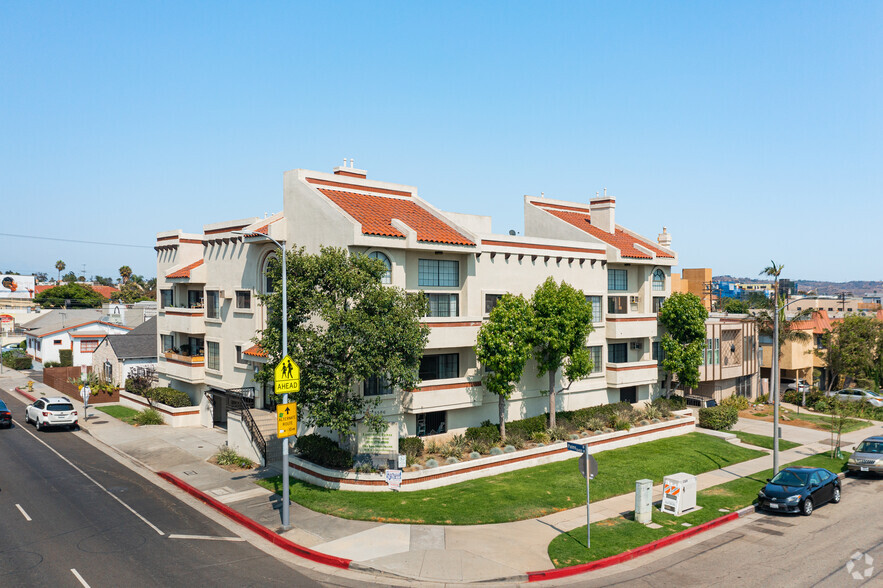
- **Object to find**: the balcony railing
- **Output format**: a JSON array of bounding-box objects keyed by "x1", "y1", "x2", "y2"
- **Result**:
[{"x1": 163, "y1": 351, "x2": 205, "y2": 365}]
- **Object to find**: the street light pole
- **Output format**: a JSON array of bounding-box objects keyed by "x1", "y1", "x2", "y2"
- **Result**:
[{"x1": 234, "y1": 230, "x2": 290, "y2": 531}]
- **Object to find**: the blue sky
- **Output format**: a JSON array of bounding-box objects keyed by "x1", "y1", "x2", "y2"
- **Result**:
[{"x1": 2, "y1": 2, "x2": 880, "y2": 283}]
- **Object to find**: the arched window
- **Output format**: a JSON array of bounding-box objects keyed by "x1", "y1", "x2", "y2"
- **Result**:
[
  {"x1": 368, "y1": 251, "x2": 392, "y2": 284},
  {"x1": 652, "y1": 269, "x2": 665, "y2": 291},
  {"x1": 260, "y1": 251, "x2": 278, "y2": 295}
]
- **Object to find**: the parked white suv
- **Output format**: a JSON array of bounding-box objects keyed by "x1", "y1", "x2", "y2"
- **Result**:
[{"x1": 25, "y1": 397, "x2": 78, "y2": 430}]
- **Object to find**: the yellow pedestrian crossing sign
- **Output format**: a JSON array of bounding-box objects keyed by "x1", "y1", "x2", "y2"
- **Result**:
[
  {"x1": 274, "y1": 355, "x2": 300, "y2": 394},
  {"x1": 276, "y1": 402, "x2": 297, "y2": 438}
]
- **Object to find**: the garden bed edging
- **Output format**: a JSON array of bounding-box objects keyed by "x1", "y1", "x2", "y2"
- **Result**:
[{"x1": 119, "y1": 390, "x2": 201, "y2": 427}]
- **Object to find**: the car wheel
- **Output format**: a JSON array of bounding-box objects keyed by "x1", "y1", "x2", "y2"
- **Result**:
[
  {"x1": 832, "y1": 487, "x2": 841, "y2": 503},
  {"x1": 24, "y1": 412, "x2": 30, "y2": 425},
  {"x1": 802, "y1": 498, "x2": 814, "y2": 516}
]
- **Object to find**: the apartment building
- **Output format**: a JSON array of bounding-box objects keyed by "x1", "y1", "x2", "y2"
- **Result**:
[
  {"x1": 154, "y1": 164, "x2": 677, "y2": 445},
  {"x1": 693, "y1": 313, "x2": 759, "y2": 402}
]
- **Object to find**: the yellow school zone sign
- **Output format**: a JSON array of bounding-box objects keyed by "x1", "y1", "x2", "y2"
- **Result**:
[
  {"x1": 274, "y1": 355, "x2": 300, "y2": 394},
  {"x1": 276, "y1": 402, "x2": 297, "y2": 438}
]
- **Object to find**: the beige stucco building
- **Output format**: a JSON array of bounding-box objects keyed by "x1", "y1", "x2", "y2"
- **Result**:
[{"x1": 155, "y1": 164, "x2": 677, "y2": 458}]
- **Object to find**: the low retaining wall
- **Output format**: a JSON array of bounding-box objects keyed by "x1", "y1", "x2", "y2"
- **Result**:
[
  {"x1": 119, "y1": 390, "x2": 201, "y2": 427},
  {"x1": 291, "y1": 411, "x2": 695, "y2": 492}
]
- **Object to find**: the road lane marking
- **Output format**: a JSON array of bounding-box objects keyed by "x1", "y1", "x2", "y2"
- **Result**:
[
  {"x1": 71, "y1": 569, "x2": 91, "y2": 587},
  {"x1": 168, "y1": 534, "x2": 246, "y2": 542},
  {"x1": 15, "y1": 504, "x2": 32, "y2": 521},
  {"x1": 13, "y1": 418, "x2": 165, "y2": 536}
]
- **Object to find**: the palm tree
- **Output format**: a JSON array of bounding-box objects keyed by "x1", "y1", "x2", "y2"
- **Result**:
[
  {"x1": 119, "y1": 265, "x2": 133, "y2": 285},
  {"x1": 55, "y1": 260, "x2": 66, "y2": 283}
]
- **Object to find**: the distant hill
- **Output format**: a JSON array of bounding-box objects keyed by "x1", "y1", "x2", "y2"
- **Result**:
[{"x1": 713, "y1": 276, "x2": 883, "y2": 297}]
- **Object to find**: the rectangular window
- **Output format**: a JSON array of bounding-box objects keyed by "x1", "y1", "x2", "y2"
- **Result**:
[
  {"x1": 426, "y1": 293, "x2": 459, "y2": 317},
  {"x1": 608, "y1": 295, "x2": 628, "y2": 314},
  {"x1": 80, "y1": 340, "x2": 98, "y2": 353},
  {"x1": 54, "y1": 339, "x2": 62, "y2": 345},
  {"x1": 364, "y1": 375, "x2": 393, "y2": 397},
  {"x1": 160, "y1": 289, "x2": 173, "y2": 308},
  {"x1": 485, "y1": 293, "x2": 503, "y2": 314},
  {"x1": 705, "y1": 338, "x2": 720, "y2": 365},
  {"x1": 188, "y1": 290, "x2": 203, "y2": 308},
  {"x1": 161, "y1": 335, "x2": 175, "y2": 353},
  {"x1": 206, "y1": 341, "x2": 220, "y2": 371},
  {"x1": 416, "y1": 410, "x2": 447, "y2": 437},
  {"x1": 588, "y1": 345, "x2": 602, "y2": 373},
  {"x1": 206, "y1": 290, "x2": 220, "y2": 319},
  {"x1": 608, "y1": 343, "x2": 627, "y2": 363},
  {"x1": 235, "y1": 345, "x2": 244, "y2": 365},
  {"x1": 419, "y1": 353, "x2": 459, "y2": 380},
  {"x1": 235, "y1": 290, "x2": 251, "y2": 310},
  {"x1": 652, "y1": 296, "x2": 665, "y2": 313},
  {"x1": 418, "y1": 259, "x2": 459, "y2": 287},
  {"x1": 652, "y1": 341, "x2": 660, "y2": 361},
  {"x1": 103, "y1": 361, "x2": 112, "y2": 381},
  {"x1": 619, "y1": 386, "x2": 637, "y2": 404},
  {"x1": 586, "y1": 295, "x2": 602, "y2": 323},
  {"x1": 608, "y1": 269, "x2": 628, "y2": 291}
]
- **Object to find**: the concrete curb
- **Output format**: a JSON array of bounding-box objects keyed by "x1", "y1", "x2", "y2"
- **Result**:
[{"x1": 157, "y1": 471, "x2": 353, "y2": 570}]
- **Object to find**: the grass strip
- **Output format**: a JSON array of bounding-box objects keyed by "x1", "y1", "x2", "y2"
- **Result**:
[
  {"x1": 547, "y1": 452, "x2": 850, "y2": 567},
  {"x1": 256, "y1": 432, "x2": 765, "y2": 525},
  {"x1": 732, "y1": 431, "x2": 801, "y2": 451},
  {"x1": 95, "y1": 405, "x2": 140, "y2": 425}
]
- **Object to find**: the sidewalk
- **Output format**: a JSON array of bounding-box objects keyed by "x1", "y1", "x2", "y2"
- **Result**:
[{"x1": 3, "y1": 367, "x2": 881, "y2": 584}]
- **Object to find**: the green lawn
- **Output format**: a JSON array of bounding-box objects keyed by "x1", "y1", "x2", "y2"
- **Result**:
[
  {"x1": 784, "y1": 409, "x2": 872, "y2": 433},
  {"x1": 732, "y1": 431, "x2": 801, "y2": 451},
  {"x1": 255, "y1": 433, "x2": 765, "y2": 525},
  {"x1": 548, "y1": 452, "x2": 850, "y2": 567},
  {"x1": 96, "y1": 405, "x2": 140, "y2": 425}
]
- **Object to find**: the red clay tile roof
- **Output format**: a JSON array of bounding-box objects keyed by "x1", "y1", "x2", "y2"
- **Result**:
[
  {"x1": 243, "y1": 344, "x2": 267, "y2": 358},
  {"x1": 318, "y1": 188, "x2": 474, "y2": 246},
  {"x1": 166, "y1": 259, "x2": 204, "y2": 279},
  {"x1": 530, "y1": 201, "x2": 674, "y2": 259},
  {"x1": 792, "y1": 309, "x2": 838, "y2": 334}
]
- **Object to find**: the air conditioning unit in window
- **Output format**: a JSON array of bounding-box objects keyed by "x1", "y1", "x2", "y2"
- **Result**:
[
  {"x1": 629, "y1": 296, "x2": 639, "y2": 304},
  {"x1": 631, "y1": 341, "x2": 643, "y2": 350}
]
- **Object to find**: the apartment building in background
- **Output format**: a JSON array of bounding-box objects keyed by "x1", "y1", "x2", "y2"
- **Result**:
[{"x1": 155, "y1": 164, "x2": 677, "y2": 460}]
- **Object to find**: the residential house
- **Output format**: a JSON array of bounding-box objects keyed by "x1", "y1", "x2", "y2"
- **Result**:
[
  {"x1": 91, "y1": 317, "x2": 158, "y2": 388},
  {"x1": 22, "y1": 309, "x2": 132, "y2": 366},
  {"x1": 692, "y1": 313, "x2": 759, "y2": 402}
]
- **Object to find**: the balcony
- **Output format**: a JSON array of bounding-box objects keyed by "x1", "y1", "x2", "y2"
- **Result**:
[
  {"x1": 606, "y1": 360, "x2": 658, "y2": 387},
  {"x1": 422, "y1": 317, "x2": 482, "y2": 349},
  {"x1": 605, "y1": 314, "x2": 658, "y2": 339},
  {"x1": 159, "y1": 307, "x2": 206, "y2": 334},
  {"x1": 160, "y1": 351, "x2": 205, "y2": 384},
  {"x1": 401, "y1": 378, "x2": 484, "y2": 413}
]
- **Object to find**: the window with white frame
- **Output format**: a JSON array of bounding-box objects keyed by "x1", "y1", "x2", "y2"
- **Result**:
[
  {"x1": 705, "y1": 338, "x2": 720, "y2": 365},
  {"x1": 206, "y1": 341, "x2": 220, "y2": 370},
  {"x1": 608, "y1": 295, "x2": 627, "y2": 314},
  {"x1": 652, "y1": 268, "x2": 665, "y2": 291},
  {"x1": 160, "y1": 289, "x2": 173, "y2": 308},
  {"x1": 368, "y1": 251, "x2": 392, "y2": 284},
  {"x1": 608, "y1": 269, "x2": 628, "y2": 291},
  {"x1": 235, "y1": 290, "x2": 251, "y2": 310},
  {"x1": 588, "y1": 345, "x2": 602, "y2": 373},
  {"x1": 586, "y1": 295, "x2": 602, "y2": 323},
  {"x1": 418, "y1": 259, "x2": 458, "y2": 287},
  {"x1": 80, "y1": 340, "x2": 99, "y2": 353},
  {"x1": 206, "y1": 290, "x2": 220, "y2": 319}
]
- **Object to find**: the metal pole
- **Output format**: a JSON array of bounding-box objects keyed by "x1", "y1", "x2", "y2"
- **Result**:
[
  {"x1": 772, "y1": 287, "x2": 780, "y2": 475},
  {"x1": 280, "y1": 240, "x2": 290, "y2": 531},
  {"x1": 585, "y1": 445, "x2": 591, "y2": 549}
]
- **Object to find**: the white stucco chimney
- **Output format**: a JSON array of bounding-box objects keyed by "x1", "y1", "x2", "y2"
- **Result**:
[
  {"x1": 333, "y1": 158, "x2": 367, "y2": 179},
  {"x1": 658, "y1": 226, "x2": 672, "y2": 248},
  {"x1": 589, "y1": 195, "x2": 616, "y2": 233}
]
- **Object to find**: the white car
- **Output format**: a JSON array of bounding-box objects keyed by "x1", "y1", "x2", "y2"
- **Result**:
[
  {"x1": 826, "y1": 389, "x2": 883, "y2": 408},
  {"x1": 25, "y1": 397, "x2": 79, "y2": 430}
]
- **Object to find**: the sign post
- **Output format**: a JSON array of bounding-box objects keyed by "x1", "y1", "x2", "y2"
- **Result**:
[
  {"x1": 81, "y1": 384, "x2": 90, "y2": 421},
  {"x1": 568, "y1": 442, "x2": 598, "y2": 549},
  {"x1": 273, "y1": 355, "x2": 300, "y2": 530}
]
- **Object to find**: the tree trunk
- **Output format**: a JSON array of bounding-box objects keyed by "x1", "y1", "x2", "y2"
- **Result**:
[
  {"x1": 666, "y1": 373, "x2": 673, "y2": 399},
  {"x1": 499, "y1": 395, "x2": 507, "y2": 443},
  {"x1": 548, "y1": 370, "x2": 557, "y2": 429}
]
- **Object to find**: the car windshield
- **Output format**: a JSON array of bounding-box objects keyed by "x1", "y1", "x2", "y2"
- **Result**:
[
  {"x1": 856, "y1": 441, "x2": 883, "y2": 454},
  {"x1": 770, "y1": 470, "x2": 808, "y2": 487},
  {"x1": 48, "y1": 403, "x2": 74, "y2": 411},
  {"x1": 0, "y1": 400, "x2": 8, "y2": 410}
]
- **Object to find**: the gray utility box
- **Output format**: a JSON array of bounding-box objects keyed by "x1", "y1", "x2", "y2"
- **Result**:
[{"x1": 661, "y1": 472, "x2": 697, "y2": 516}]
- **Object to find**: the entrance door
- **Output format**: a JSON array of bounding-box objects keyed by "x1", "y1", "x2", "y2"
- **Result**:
[{"x1": 211, "y1": 390, "x2": 227, "y2": 427}]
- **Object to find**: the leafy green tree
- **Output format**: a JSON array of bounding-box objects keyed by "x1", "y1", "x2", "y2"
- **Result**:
[
  {"x1": 55, "y1": 260, "x2": 65, "y2": 282},
  {"x1": 722, "y1": 298, "x2": 750, "y2": 314},
  {"x1": 744, "y1": 291, "x2": 770, "y2": 309},
  {"x1": 528, "y1": 278, "x2": 594, "y2": 429},
  {"x1": 255, "y1": 247, "x2": 430, "y2": 436},
  {"x1": 93, "y1": 275, "x2": 115, "y2": 286},
  {"x1": 658, "y1": 292, "x2": 709, "y2": 397},
  {"x1": 62, "y1": 271, "x2": 77, "y2": 283},
  {"x1": 34, "y1": 283, "x2": 104, "y2": 308},
  {"x1": 33, "y1": 272, "x2": 48, "y2": 282},
  {"x1": 820, "y1": 315, "x2": 883, "y2": 390},
  {"x1": 475, "y1": 294, "x2": 533, "y2": 442},
  {"x1": 112, "y1": 281, "x2": 151, "y2": 304},
  {"x1": 119, "y1": 265, "x2": 133, "y2": 284}
]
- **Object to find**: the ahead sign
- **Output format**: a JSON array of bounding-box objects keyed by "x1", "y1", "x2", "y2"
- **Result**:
[{"x1": 274, "y1": 355, "x2": 300, "y2": 394}]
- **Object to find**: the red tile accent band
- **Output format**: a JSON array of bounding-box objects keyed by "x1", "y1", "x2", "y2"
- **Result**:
[
  {"x1": 306, "y1": 176, "x2": 412, "y2": 197},
  {"x1": 481, "y1": 239, "x2": 605, "y2": 255},
  {"x1": 163, "y1": 310, "x2": 205, "y2": 317},
  {"x1": 607, "y1": 363, "x2": 657, "y2": 371}
]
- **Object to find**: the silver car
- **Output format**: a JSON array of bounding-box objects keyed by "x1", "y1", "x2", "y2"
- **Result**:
[
  {"x1": 848, "y1": 436, "x2": 883, "y2": 475},
  {"x1": 826, "y1": 389, "x2": 883, "y2": 408}
]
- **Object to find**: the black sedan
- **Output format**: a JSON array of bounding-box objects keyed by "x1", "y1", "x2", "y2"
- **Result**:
[
  {"x1": 0, "y1": 398, "x2": 11, "y2": 428},
  {"x1": 757, "y1": 466, "x2": 841, "y2": 516}
]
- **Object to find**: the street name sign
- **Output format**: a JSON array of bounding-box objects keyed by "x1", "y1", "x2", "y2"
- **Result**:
[
  {"x1": 276, "y1": 402, "x2": 297, "y2": 438},
  {"x1": 566, "y1": 441, "x2": 584, "y2": 453},
  {"x1": 274, "y1": 355, "x2": 300, "y2": 394}
]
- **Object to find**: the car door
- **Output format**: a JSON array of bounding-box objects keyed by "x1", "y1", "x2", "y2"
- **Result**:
[
  {"x1": 809, "y1": 471, "x2": 828, "y2": 504},
  {"x1": 28, "y1": 399, "x2": 41, "y2": 420}
]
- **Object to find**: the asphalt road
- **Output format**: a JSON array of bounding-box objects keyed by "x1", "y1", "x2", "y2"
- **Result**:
[
  {"x1": 566, "y1": 474, "x2": 882, "y2": 588},
  {"x1": 0, "y1": 388, "x2": 323, "y2": 588}
]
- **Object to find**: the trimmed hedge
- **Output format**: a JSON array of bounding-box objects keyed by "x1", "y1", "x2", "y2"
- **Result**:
[
  {"x1": 399, "y1": 436, "x2": 424, "y2": 458},
  {"x1": 465, "y1": 424, "x2": 501, "y2": 446},
  {"x1": 295, "y1": 434, "x2": 353, "y2": 469},
  {"x1": 148, "y1": 387, "x2": 192, "y2": 408},
  {"x1": 59, "y1": 349, "x2": 73, "y2": 367},
  {"x1": 698, "y1": 405, "x2": 739, "y2": 431},
  {"x1": 1, "y1": 351, "x2": 32, "y2": 370}
]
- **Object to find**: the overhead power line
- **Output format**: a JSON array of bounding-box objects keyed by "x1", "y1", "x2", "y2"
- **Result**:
[{"x1": 0, "y1": 233, "x2": 153, "y2": 249}]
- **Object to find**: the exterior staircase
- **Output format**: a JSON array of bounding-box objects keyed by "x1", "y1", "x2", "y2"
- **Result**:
[{"x1": 250, "y1": 409, "x2": 283, "y2": 465}]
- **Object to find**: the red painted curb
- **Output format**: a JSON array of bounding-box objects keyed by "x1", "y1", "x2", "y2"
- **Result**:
[
  {"x1": 15, "y1": 387, "x2": 37, "y2": 402},
  {"x1": 527, "y1": 511, "x2": 740, "y2": 582},
  {"x1": 157, "y1": 471, "x2": 352, "y2": 570}
]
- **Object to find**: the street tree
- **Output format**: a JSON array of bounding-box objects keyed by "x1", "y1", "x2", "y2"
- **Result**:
[
  {"x1": 255, "y1": 247, "x2": 430, "y2": 437},
  {"x1": 119, "y1": 265, "x2": 133, "y2": 284},
  {"x1": 722, "y1": 298, "x2": 750, "y2": 314},
  {"x1": 658, "y1": 292, "x2": 708, "y2": 397},
  {"x1": 112, "y1": 281, "x2": 151, "y2": 304},
  {"x1": 528, "y1": 278, "x2": 594, "y2": 429},
  {"x1": 93, "y1": 275, "x2": 115, "y2": 286},
  {"x1": 475, "y1": 294, "x2": 533, "y2": 442},
  {"x1": 820, "y1": 315, "x2": 883, "y2": 390},
  {"x1": 55, "y1": 260, "x2": 65, "y2": 282},
  {"x1": 34, "y1": 283, "x2": 104, "y2": 308},
  {"x1": 62, "y1": 271, "x2": 77, "y2": 283}
]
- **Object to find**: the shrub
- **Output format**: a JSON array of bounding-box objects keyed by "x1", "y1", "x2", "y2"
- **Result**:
[
  {"x1": 215, "y1": 447, "x2": 254, "y2": 468},
  {"x1": 425, "y1": 458, "x2": 439, "y2": 468},
  {"x1": 611, "y1": 414, "x2": 631, "y2": 431},
  {"x1": 585, "y1": 416, "x2": 606, "y2": 432},
  {"x1": 756, "y1": 393, "x2": 769, "y2": 404},
  {"x1": 720, "y1": 395, "x2": 749, "y2": 411},
  {"x1": 43, "y1": 361, "x2": 61, "y2": 368},
  {"x1": 295, "y1": 434, "x2": 353, "y2": 469},
  {"x1": 445, "y1": 456, "x2": 459, "y2": 465},
  {"x1": 506, "y1": 415, "x2": 548, "y2": 439},
  {"x1": 548, "y1": 426, "x2": 569, "y2": 441},
  {"x1": 59, "y1": 349, "x2": 73, "y2": 367},
  {"x1": 531, "y1": 431, "x2": 550, "y2": 444},
  {"x1": 698, "y1": 405, "x2": 739, "y2": 431},
  {"x1": 568, "y1": 433, "x2": 580, "y2": 440},
  {"x1": 490, "y1": 447, "x2": 504, "y2": 456},
  {"x1": 465, "y1": 424, "x2": 501, "y2": 447},
  {"x1": 147, "y1": 387, "x2": 191, "y2": 408},
  {"x1": 425, "y1": 440, "x2": 441, "y2": 454},
  {"x1": 399, "y1": 436, "x2": 424, "y2": 459},
  {"x1": 469, "y1": 439, "x2": 493, "y2": 454},
  {"x1": 503, "y1": 445, "x2": 516, "y2": 453},
  {"x1": 2, "y1": 351, "x2": 32, "y2": 370},
  {"x1": 469, "y1": 451, "x2": 481, "y2": 459},
  {"x1": 133, "y1": 408, "x2": 164, "y2": 425}
]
